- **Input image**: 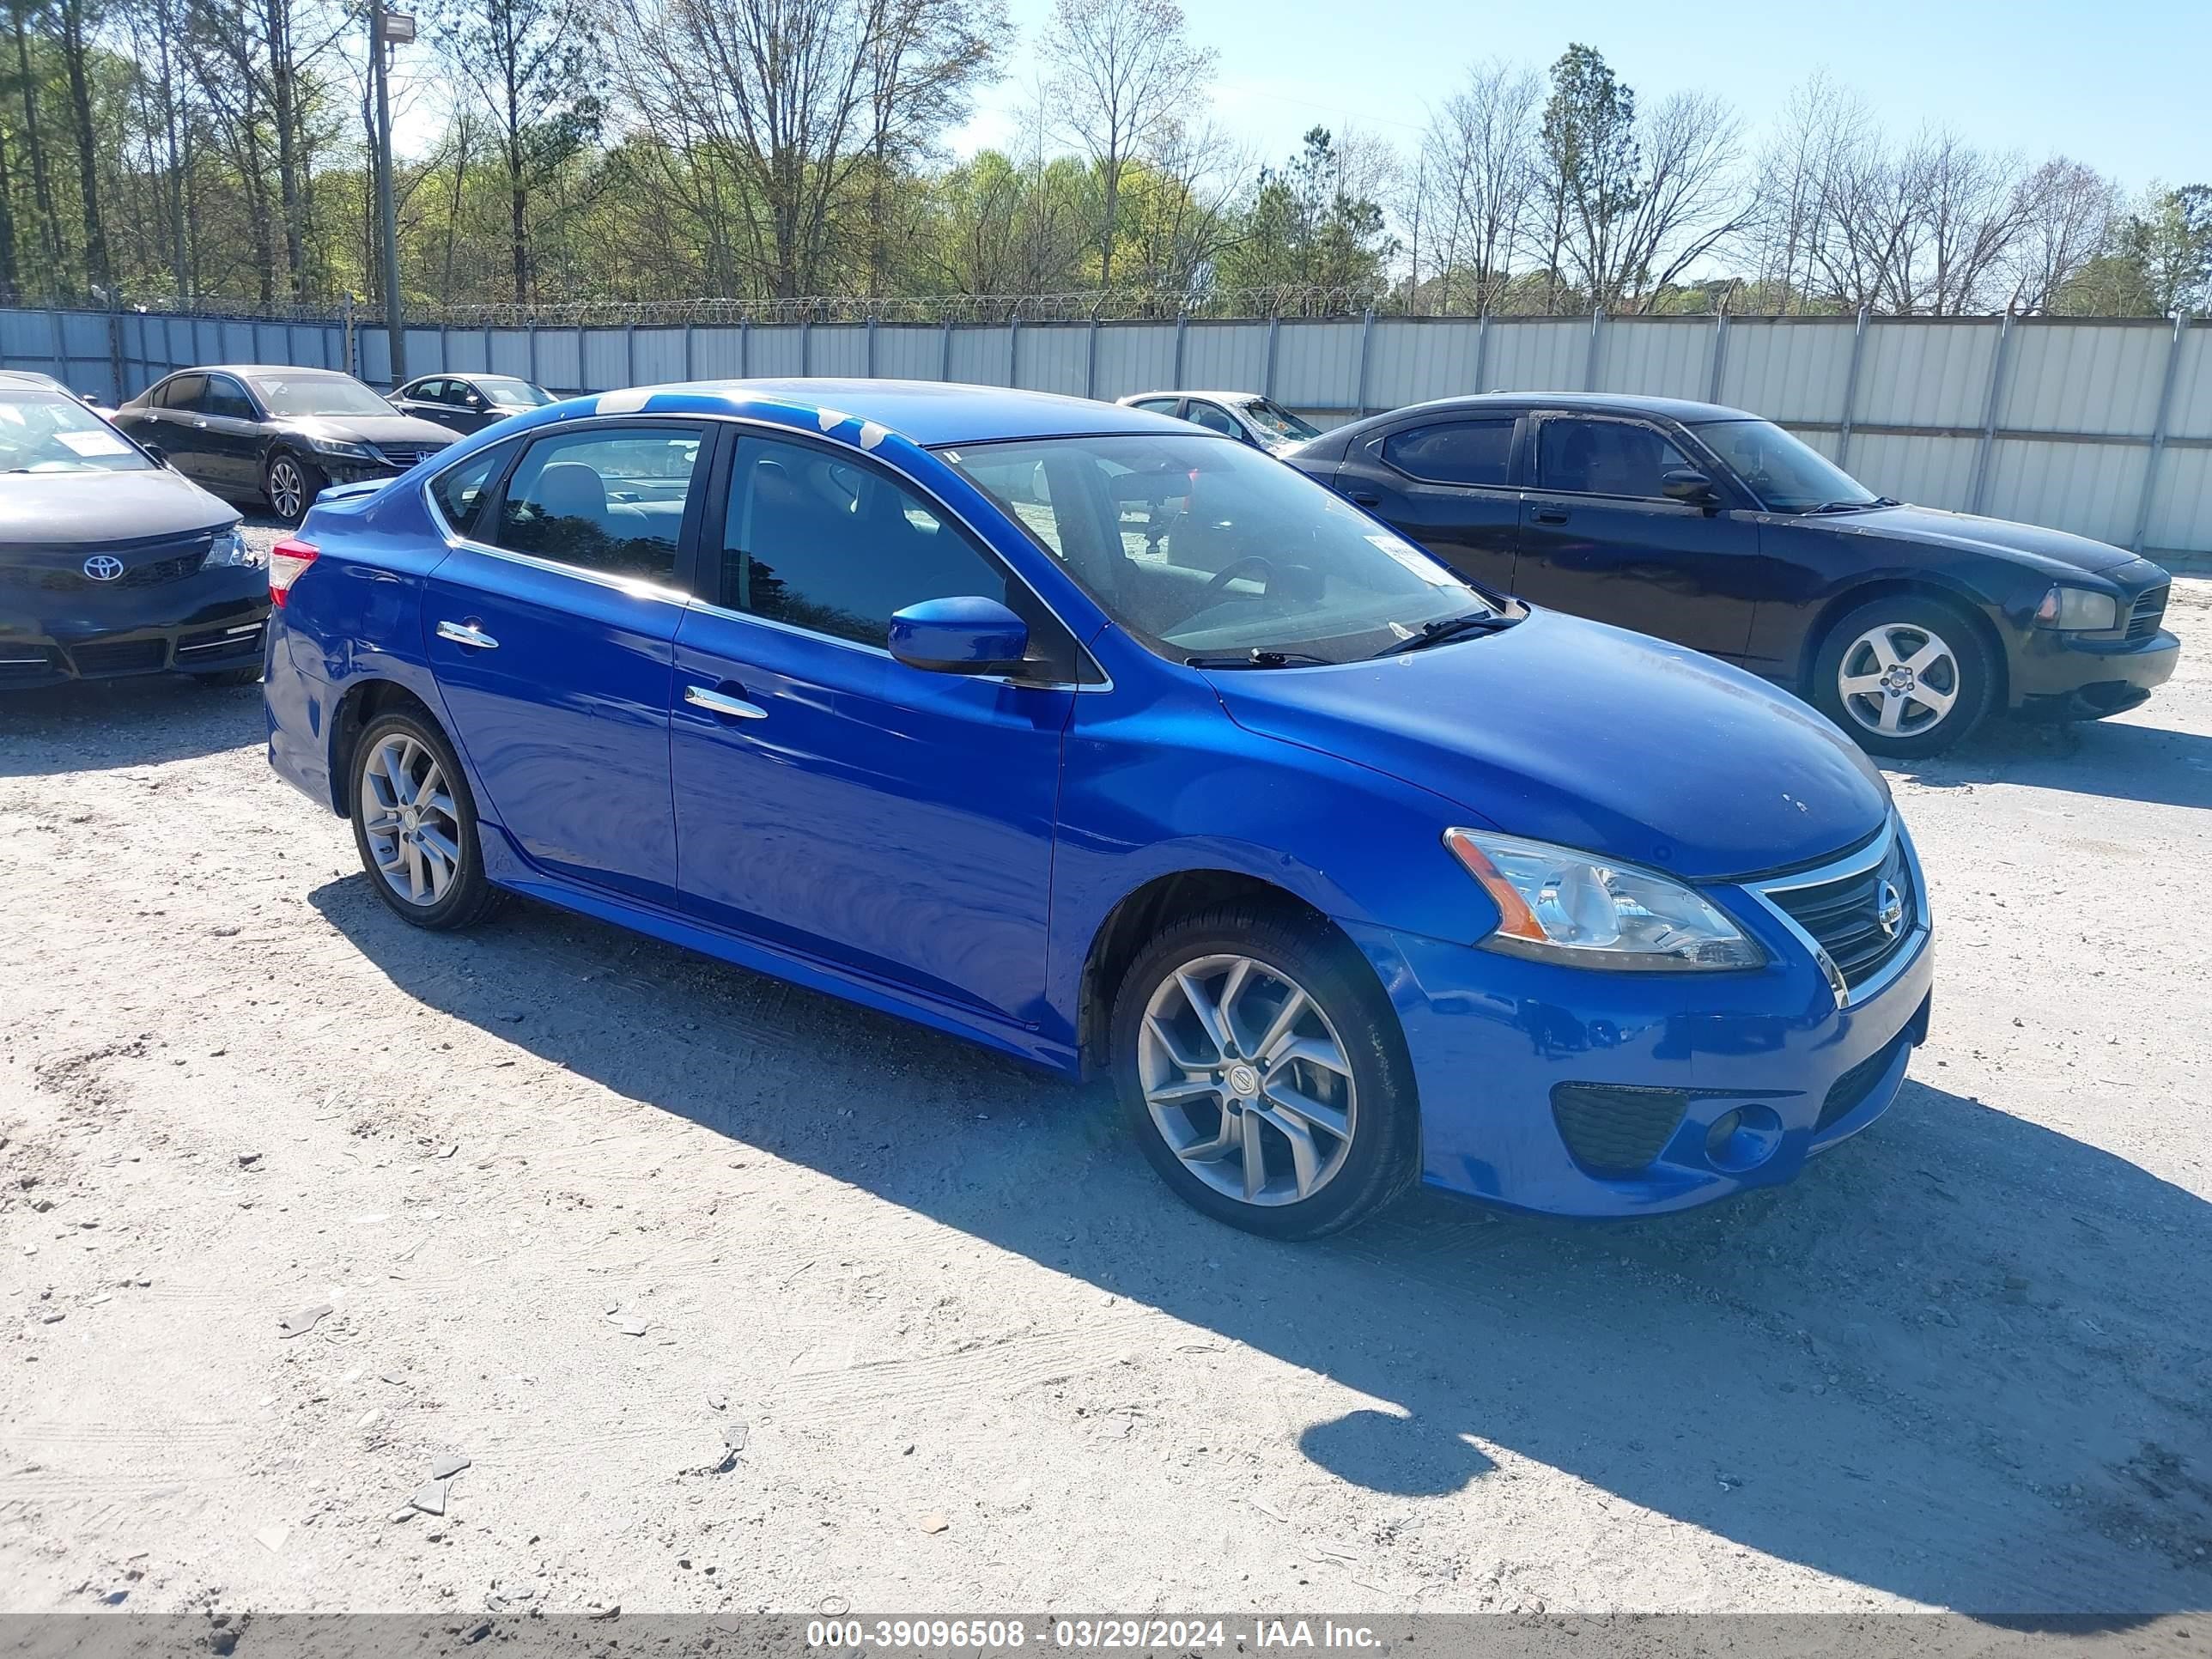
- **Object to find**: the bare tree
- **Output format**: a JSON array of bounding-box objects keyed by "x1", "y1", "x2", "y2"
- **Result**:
[
  {"x1": 1612, "y1": 91, "x2": 1747, "y2": 310},
  {"x1": 1417, "y1": 58, "x2": 1539, "y2": 313},
  {"x1": 1040, "y1": 0, "x2": 1213, "y2": 288},
  {"x1": 2008, "y1": 157, "x2": 2118, "y2": 312}
]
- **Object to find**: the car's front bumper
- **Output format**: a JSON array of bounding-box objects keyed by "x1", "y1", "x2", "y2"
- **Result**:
[
  {"x1": 0, "y1": 565, "x2": 270, "y2": 686},
  {"x1": 1345, "y1": 861, "x2": 1935, "y2": 1218},
  {"x1": 2008, "y1": 626, "x2": 2179, "y2": 720}
]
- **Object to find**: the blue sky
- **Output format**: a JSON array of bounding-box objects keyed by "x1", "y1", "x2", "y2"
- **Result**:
[{"x1": 951, "y1": 0, "x2": 2212, "y2": 191}]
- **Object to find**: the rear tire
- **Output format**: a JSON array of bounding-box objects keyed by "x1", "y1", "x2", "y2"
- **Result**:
[
  {"x1": 349, "y1": 710, "x2": 505, "y2": 930},
  {"x1": 1109, "y1": 901, "x2": 1420, "y2": 1239},
  {"x1": 264, "y1": 451, "x2": 324, "y2": 526},
  {"x1": 1812, "y1": 594, "x2": 1996, "y2": 757}
]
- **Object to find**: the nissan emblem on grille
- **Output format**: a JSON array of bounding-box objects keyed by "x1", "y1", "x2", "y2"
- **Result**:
[
  {"x1": 82, "y1": 555, "x2": 125, "y2": 581},
  {"x1": 1876, "y1": 880, "x2": 1905, "y2": 940}
]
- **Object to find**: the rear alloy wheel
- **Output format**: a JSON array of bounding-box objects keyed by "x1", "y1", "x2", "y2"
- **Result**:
[
  {"x1": 1814, "y1": 595, "x2": 1995, "y2": 757},
  {"x1": 349, "y1": 711, "x2": 504, "y2": 930},
  {"x1": 264, "y1": 452, "x2": 323, "y2": 526},
  {"x1": 1111, "y1": 903, "x2": 1419, "y2": 1239}
]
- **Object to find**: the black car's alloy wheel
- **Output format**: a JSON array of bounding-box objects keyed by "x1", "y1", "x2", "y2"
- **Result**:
[
  {"x1": 349, "y1": 710, "x2": 505, "y2": 930},
  {"x1": 1814, "y1": 594, "x2": 1996, "y2": 757},
  {"x1": 1110, "y1": 901, "x2": 1420, "y2": 1239},
  {"x1": 264, "y1": 452, "x2": 324, "y2": 526}
]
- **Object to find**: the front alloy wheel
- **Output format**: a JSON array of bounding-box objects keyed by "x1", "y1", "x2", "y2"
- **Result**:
[
  {"x1": 1112, "y1": 902, "x2": 1419, "y2": 1238},
  {"x1": 265, "y1": 453, "x2": 319, "y2": 526},
  {"x1": 1813, "y1": 594, "x2": 1995, "y2": 757}
]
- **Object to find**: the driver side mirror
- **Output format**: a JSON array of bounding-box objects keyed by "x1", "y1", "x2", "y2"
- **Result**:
[
  {"x1": 888, "y1": 597, "x2": 1030, "y2": 676},
  {"x1": 1662, "y1": 468, "x2": 1718, "y2": 508},
  {"x1": 141, "y1": 442, "x2": 169, "y2": 467}
]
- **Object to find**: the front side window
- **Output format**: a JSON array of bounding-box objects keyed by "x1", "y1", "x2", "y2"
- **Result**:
[
  {"x1": 489, "y1": 424, "x2": 702, "y2": 585},
  {"x1": 944, "y1": 432, "x2": 1498, "y2": 665},
  {"x1": 721, "y1": 435, "x2": 1030, "y2": 653},
  {"x1": 203, "y1": 375, "x2": 256, "y2": 421},
  {"x1": 428, "y1": 439, "x2": 518, "y2": 537},
  {"x1": 1688, "y1": 418, "x2": 1877, "y2": 513},
  {"x1": 250, "y1": 372, "x2": 404, "y2": 418},
  {"x1": 1536, "y1": 417, "x2": 1691, "y2": 499},
  {"x1": 0, "y1": 392, "x2": 155, "y2": 473},
  {"x1": 1183, "y1": 401, "x2": 1242, "y2": 438},
  {"x1": 1383, "y1": 419, "x2": 1516, "y2": 488}
]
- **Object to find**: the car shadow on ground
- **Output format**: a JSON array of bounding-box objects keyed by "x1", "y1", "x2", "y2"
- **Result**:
[
  {"x1": 313, "y1": 876, "x2": 2212, "y2": 1616},
  {"x1": 0, "y1": 674, "x2": 262, "y2": 776},
  {"x1": 1898, "y1": 719, "x2": 2212, "y2": 811}
]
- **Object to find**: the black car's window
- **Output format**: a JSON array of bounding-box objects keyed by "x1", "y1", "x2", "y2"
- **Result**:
[
  {"x1": 409, "y1": 379, "x2": 447, "y2": 404},
  {"x1": 1383, "y1": 419, "x2": 1516, "y2": 488},
  {"x1": 489, "y1": 424, "x2": 702, "y2": 586},
  {"x1": 1184, "y1": 401, "x2": 1241, "y2": 438},
  {"x1": 1688, "y1": 418, "x2": 1875, "y2": 513},
  {"x1": 428, "y1": 438, "x2": 519, "y2": 538},
  {"x1": 1537, "y1": 417, "x2": 1691, "y2": 499},
  {"x1": 479, "y1": 377, "x2": 550, "y2": 408},
  {"x1": 721, "y1": 434, "x2": 1032, "y2": 655},
  {"x1": 159, "y1": 374, "x2": 206, "y2": 413},
  {"x1": 203, "y1": 374, "x2": 255, "y2": 422}
]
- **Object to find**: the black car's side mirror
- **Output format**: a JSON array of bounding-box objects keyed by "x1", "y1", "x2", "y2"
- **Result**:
[{"x1": 1662, "y1": 468, "x2": 1718, "y2": 508}]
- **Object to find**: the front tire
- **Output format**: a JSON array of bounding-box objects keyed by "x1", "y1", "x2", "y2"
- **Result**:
[
  {"x1": 349, "y1": 711, "x2": 504, "y2": 930},
  {"x1": 1813, "y1": 594, "x2": 1996, "y2": 757},
  {"x1": 264, "y1": 451, "x2": 324, "y2": 526},
  {"x1": 1109, "y1": 902, "x2": 1420, "y2": 1239}
]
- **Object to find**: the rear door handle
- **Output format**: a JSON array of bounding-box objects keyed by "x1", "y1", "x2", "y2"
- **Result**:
[
  {"x1": 1532, "y1": 507, "x2": 1570, "y2": 524},
  {"x1": 685, "y1": 684, "x2": 768, "y2": 720},
  {"x1": 435, "y1": 620, "x2": 499, "y2": 650}
]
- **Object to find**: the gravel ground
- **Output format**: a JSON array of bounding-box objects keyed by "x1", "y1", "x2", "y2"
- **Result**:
[{"x1": 1, "y1": 531, "x2": 2208, "y2": 1618}]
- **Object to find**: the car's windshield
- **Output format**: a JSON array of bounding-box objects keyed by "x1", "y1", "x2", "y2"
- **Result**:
[
  {"x1": 477, "y1": 376, "x2": 552, "y2": 409},
  {"x1": 0, "y1": 391, "x2": 153, "y2": 473},
  {"x1": 1240, "y1": 398, "x2": 1322, "y2": 443},
  {"x1": 249, "y1": 372, "x2": 398, "y2": 418},
  {"x1": 941, "y1": 433, "x2": 1499, "y2": 665},
  {"x1": 1690, "y1": 417, "x2": 1879, "y2": 512}
]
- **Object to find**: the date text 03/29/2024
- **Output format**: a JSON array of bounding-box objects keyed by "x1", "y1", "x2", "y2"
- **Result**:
[{"x1": 804, "y1": 1618, "x2": 1383, "y2": 1650}]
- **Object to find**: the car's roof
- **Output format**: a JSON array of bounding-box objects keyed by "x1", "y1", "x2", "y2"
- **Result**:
[
  {"x1": 177, "y1": 364, "x2": 356, "y2": 380},
  {"x1": 590, "y1": 379, "x2": 1194, "y2": 447},
  {"x1": 1120, "y1": 389, "x2": 1264, "y2": 406},
  {"x1": 0, "y1": 368, "x2": 67, "y2": 386},
  {"x1": 1370, "y1": 391, "x2": 1755, "y2": 425}
]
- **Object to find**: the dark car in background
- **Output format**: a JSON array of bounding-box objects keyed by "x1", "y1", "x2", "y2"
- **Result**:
[
  {"x1": 112, "y1": 366, "x2": 456, "y2": 526},
  {"x1": 1117, "y1": 390, "x2": 1322, "y2": 456},
  {"x1": 388, "y1": 371, "x2": 556, "y2": 435},
  {"x1": 0, "y1": 385, "x2": 266, "y2": 688},
  {"x1": 1291, "y1": 393, "x2": 2178, "y2": 756}
]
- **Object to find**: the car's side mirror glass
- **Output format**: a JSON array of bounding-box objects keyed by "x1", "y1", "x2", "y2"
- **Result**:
[
  {"x1": 1662, "y1": 468, "x2": 1717, "y2": 505},
  {"x1": 887, "y1": 596, "x2": 1030, "y2": 677}
]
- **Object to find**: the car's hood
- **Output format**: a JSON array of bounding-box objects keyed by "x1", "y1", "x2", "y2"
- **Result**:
[
  {"x1": 277, "y1": 413, "x2": 457, "y2": 451},
  {"x1": 1827, "y1": 501, "x2": 2139, "y2": 575},
  {"x1": 1207, "y1": 610, "x2": 1891, "y2": 882},
  {"x1": 0, "y1": 465, "x2": 235, "y2": 546}
]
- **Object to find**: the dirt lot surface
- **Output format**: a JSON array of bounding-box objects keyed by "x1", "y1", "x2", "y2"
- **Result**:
[{"x1": 2, "y1": 538, "x2": 2209, "y2": 1619}]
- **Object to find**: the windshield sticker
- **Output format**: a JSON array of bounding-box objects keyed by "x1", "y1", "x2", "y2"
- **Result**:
[
  {"x1": 1366, "y1": 533, "x2": 1455, "y2": 586},
  {"x1": 56, "y1": 428, "x2": 131, "y2": 456}
]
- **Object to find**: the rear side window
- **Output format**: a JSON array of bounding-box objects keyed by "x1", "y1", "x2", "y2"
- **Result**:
[
  {"x1": 489, "y1": 424, "x2": 703, "y2": 585},
  {"x1": 1383, "y1": 420, "x2": 1516, "y2": 487},
  {"x1": 428, "y1": 439, "x2": 518, "y2": 538},
  {"x1": 720, "y1": 435, "x2": 1016, "y2": 649},
  {"x1": 1537, "y1": 417, "x2": 1691, "y2": 498}
]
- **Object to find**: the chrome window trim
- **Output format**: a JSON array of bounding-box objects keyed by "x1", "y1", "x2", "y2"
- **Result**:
[
  {"x1": 440, "y1": 532, "x2": 693, "y2": 607},
  {"x1": 1741, "y1": 812, "x2": 1930, "y2": 1011}
]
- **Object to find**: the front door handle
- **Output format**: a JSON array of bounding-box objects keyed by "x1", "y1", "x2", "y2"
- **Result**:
[
  {"x1": 1532, "y1": 507, "x2": 1570, "y2": 525},
  {"x1": 191, "y1": 418, "x2": 209, "y2": 428},
  {"x1": 684, "y1": 684, "x2": 768, "y2": 720},
  {"x1": 435, "y1": 619, "x2": 499, "y2": 650},
  {"x1": 1346, "y1": 490, "x2": 1381, "y2": 507}
]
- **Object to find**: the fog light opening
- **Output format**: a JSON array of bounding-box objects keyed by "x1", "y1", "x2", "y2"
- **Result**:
[{"x1": 1704, "y1": 1103, "x2": 1784, "y2": 1173}]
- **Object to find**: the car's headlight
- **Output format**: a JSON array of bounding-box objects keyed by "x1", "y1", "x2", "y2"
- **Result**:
[
  {"x1": 307, "y1": 435, "x2": 376, "y2": 461},
  {"x1": 1443, "y1": 828, "x2": 1765, "y2": 971},
  {"x1": 2034, "y1": 585, "x2": 2118, "y2": 630},
  {"x1": 204, "y1": 525, "x2": 264, "y2": 568}
]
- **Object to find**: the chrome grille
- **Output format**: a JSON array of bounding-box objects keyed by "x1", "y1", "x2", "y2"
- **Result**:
[
  {"x1": 1752, "y1": 821, "x2": 1922, "y2": 1006},
  {"x1": 375, "y1": 443, "x2": 448, "y2": 468}
]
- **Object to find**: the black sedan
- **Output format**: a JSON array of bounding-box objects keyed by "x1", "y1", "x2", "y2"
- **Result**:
[
  {"x1": 1290, "y1": 393, "x2": 2178, "y2": 755},
  {"x1": 112, "y1": 366, "x2": 456, "y2": 526},
  {"x1": 0, "y1": 385, "x2": 267, "y2": 689},
  {"x1": 387, "y1": 371, "x2": 554, "y2": 434}
]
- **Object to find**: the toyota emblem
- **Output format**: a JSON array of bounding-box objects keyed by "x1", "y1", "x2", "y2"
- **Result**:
[
  {"x1": 1875, "y1": 880, "x2": 1905, "y2": 940},
  {"x1": 82, "y1": 554, "x2": 125, "y2": 582}
]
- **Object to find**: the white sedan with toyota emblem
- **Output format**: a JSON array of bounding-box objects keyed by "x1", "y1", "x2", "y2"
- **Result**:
[{"x1": 0, "y1": 383, "x2": 268, "y2": 690}]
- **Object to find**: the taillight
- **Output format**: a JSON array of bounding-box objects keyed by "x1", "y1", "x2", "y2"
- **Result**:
[{"x1": 269, "y1": 538, "x2": 319, "y2": 608}]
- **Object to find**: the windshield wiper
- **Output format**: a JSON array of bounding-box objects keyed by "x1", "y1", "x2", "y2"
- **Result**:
[
  {"x1": 1798, "y1": 498, "x2": 1884, "y2": 515},
  {"x1": 1369, "y1": 611, "x2": 1520, "y2": 659},
  {"x1": 1184, "y1": 647, "x2": 1335, "y2": 669}
]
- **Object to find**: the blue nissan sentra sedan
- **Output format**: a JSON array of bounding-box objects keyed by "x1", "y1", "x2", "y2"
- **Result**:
[{"x1": 263, "y1": 380, "x2": 1933, "y2": 1238}]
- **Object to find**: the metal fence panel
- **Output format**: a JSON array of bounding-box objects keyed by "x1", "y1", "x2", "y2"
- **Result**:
[
  {"x1": 1847, "y1": 433, "x2": 1981, "y2": 509},
  {"x1": 489, "y1": 328, "x2": 533, "y2": 380},
  {"x1": 1984, "y1": 438, "x2": 2148, "y2": 548},
  {"x1": 1856, "y1": 321, "x2": 1999, "y2": 429},
  {"x1": 1595, "y1": 317, "x2": 1712, "y2": 401},
  {"x1": 1182, "y1": 321, "x2": 1272, "y2": 395},
  {"x1": 2146, "y1": 447, "x2": 2210, "y2": 556},
  {"x1": 2166, "y1": 326, "x2": 2212, "y2": 441},
  {"x1": 1017, "y1": 323, "x2": 1089, "y2": 396},
  {"x1": 1271, "y1": 320, "x2": 1364, "y2": 409},
  {"x1": 1367, "y1": 319, "x2": 1481, "y2": 409},
  {"x1": 944, "y1": 325, "x2": 1008, "y2": 384},
  {"x1": 2001, "y1": 322, "x2": 2168, "y2": 436},
  {"x1": 1092, "y1": 323, "x2": 1177, "y2": 398},
  {"x1": 807, "y1": 324, "x2": 869, "y2": 377},
  {"x1": 875, "y1": 325, "x2": 945, "y2": 380},
  {"x1": 1719, "y1": 319, "x2": 1856, "y2": 425},
  {"x1": 1484, "y1": 319, "x2": 1588, "y2": 398}
]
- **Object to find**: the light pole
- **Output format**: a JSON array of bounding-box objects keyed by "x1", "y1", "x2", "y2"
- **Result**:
[{"x1": 369, "y1": 4, "x2": 413, "y2": 383}]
